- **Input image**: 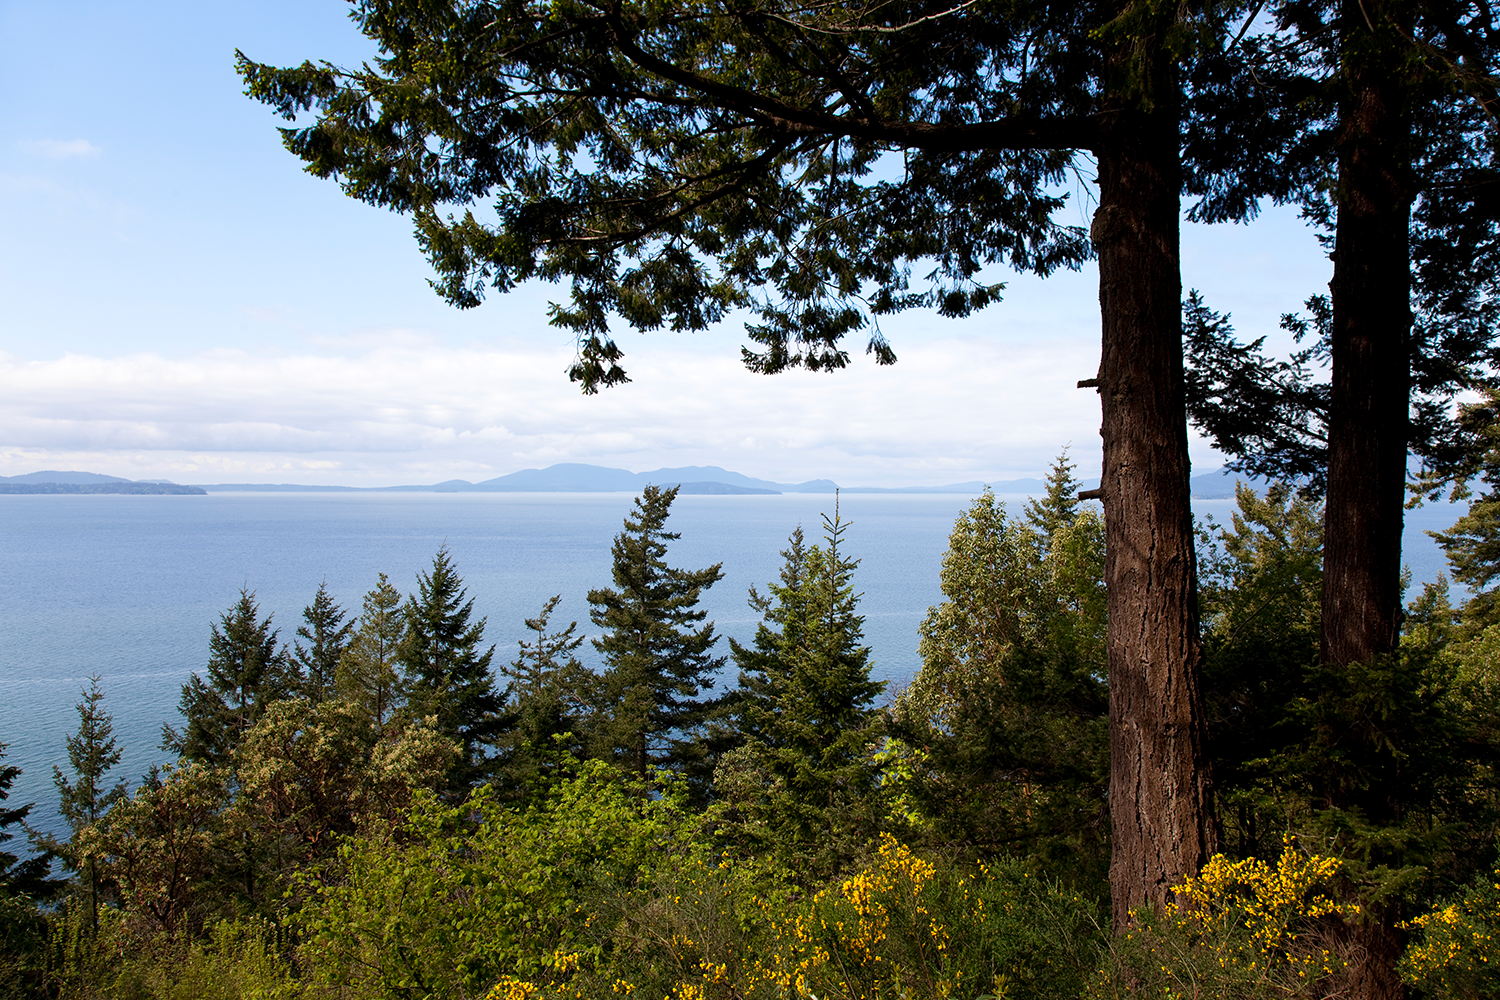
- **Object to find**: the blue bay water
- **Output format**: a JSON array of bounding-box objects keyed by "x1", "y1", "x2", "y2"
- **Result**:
[{"x1": 0, "y1": 489, "x2": 1465, "y2": 838}]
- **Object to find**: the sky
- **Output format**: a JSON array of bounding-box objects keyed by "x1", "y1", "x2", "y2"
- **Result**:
[{"x1": 0, "y1": 1, "x2": 1334, "y2": 488}]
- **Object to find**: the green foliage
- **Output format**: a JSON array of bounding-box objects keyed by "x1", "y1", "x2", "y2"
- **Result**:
[
  {"x1": 96, "y1": 917, "x2": 312, "y2": 1000},
  {"x1": 1197, "y1": 484, "x2": 1500, "y2": 927},
  {"x1": 399, "y1": 547, "x2": 504, "y2": 793},
  {"x1": 589, "y1": 486, "x2": 725, "y2": 783},
  {"x1": 337, "y1": 573, "x2": 408, "y2": 734},
  {"x1": 564, "y1": 836, "x2": 1100, "y2": 1000},
  {"x1": 233, "y1": 698, "x2": 457, "y2": 873},
  {"x1": 891, "y1": 453, "x2": 1108, "y2": 872},
  {"x1": 0, "y1": 739, "x2": 56, "y2": 900},
  {"x1": 1095, "y1": 841, "x2": 1355, "y2": 1000},
  {"x1": 0, "y1": 891, "x2": 48, "y2": 1000},
  {"x1": 81, "y1": 760, "x2": 233, "y2": 939},
  {"x1": 294, "y1": 760, "x2": 690, "y2": 1000},
  {"x1": 1197, "y1": 483, "x2": 1324, "y2": 857},
  {"x1": 292, "y1": 582, "x2": 353, "y2": 704},
  {"x1": 171, "y1": 590, "x2": 294, "y2": 769},
  {"x1": 1401, "y1": 855, "x2": 1500, "y2": 1000},
  {"x1": 724, "y1": 503, "x2": 885, "y2": 868},
  {"x1": 496, "y1": 595, "x2": 593, "y2": 794},
  {"x1": 1432, "y1": 492, "x2": 1500, "y2": 630},
  {"x1": 44, "y1": 676, "x2": 128, "y2": 934}
]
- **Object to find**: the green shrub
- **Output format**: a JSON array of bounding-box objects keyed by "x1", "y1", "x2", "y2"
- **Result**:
[{"x1": 1400, "y1": 861, "x2": 1500, "y2": 1000}]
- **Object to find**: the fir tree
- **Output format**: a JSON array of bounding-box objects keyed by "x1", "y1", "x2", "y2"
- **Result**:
[
  {"x1": 293, "y1": 581, "x2": 354, "y2": 703},
  {"x1": 1023, "y1": 448, "x2": 1083, "y2": 551},
  {"x1": 49, "y1": 677, "x2": 127, "y2": 933},
  {"x1": 399, "y1": 547, "x2": 503, "y2": 792},
  {"x1": 337, "y1": 573, "x2": 408, "y2": 734},
  {"x1": 727, "y1": 500, "x2": 884, "y2": 861},
  {"x1": 171, "y1": 589, "x2": 293, "y2": 769},
  {"x1": 589, "y1": 486, "x2": 725, "y2": 781},
  {"x1": 496, "y1": 595, "x2": 592, "y2": 793}
]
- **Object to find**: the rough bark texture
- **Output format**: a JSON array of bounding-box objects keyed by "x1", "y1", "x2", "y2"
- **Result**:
[
  {"x1": 1321, "y1": 6, "x2": 1413, "y2": 671},
  {"x1": 1094, "y1": 104, "x2": 1216, "y2": 931},
  {"x1": 1320, "y1": 3, "x2": 1415, "y2": 996}
]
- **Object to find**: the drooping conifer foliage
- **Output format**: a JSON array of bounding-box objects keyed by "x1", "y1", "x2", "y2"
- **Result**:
[{"x1": 589, "y1": 485, "x2": 725, "y2": 784}]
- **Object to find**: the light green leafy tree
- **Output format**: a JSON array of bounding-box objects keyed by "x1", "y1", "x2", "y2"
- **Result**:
[{"x1": 891, "y1": 452, "x2": 1108, "y2": 873}]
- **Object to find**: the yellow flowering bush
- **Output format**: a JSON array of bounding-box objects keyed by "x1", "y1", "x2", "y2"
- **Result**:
[
  {"x1": 584, "y1": 834, "x2": 1097, "y2": 1000},
  {"x1": 1400, "y1": 864, "x2": 1500, "y2": 999},
  {"x1": 1096, "y1": 837, "x2": 1355, "y2": 1000}
]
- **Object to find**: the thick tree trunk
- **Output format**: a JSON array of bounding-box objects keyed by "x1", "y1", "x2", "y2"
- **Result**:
[
  {"x1": 1320, "y1": 3, "x2": 1415, "y2": 996},
  {"x1": 1322, "y1": 2, "x2": 1413, "y2": 672},
  {"x1": 1094, "y1": 104, "x2": 1215, "y2": 931}
]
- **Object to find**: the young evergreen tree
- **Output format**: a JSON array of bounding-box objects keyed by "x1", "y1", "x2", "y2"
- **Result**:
[
  {"x1": 293, "y1": 581, "x2": 354, "y2": 703},
  {"x1": 495, "y1": 595, "x2": 592, "y2": 794},
  {"x1": 589, "y1": 486, "x2": 725, "y2": 782},
  {"x1": 399, "y1": 547, "x2": 504, "y2": 793},
  {"x1": 48, "y1": 677, "x2": 127, "y2": 933},
  {"x1": 727, "y1": 502, "x2": 884, "y2": 864},
  {"x1": 170, "y1": 589, "x2": 293, "y2": 769},
  {"x1": 1022, "y1": 448, "x2": 1083, "y2": 552},
  {"x1": 337, "y1": 573, "x2": 408, "y2": 734}
]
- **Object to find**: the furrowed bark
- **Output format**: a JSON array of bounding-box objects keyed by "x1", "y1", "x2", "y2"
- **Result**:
[
  {"x1": 1322, "y1": 7, "x2": 1413, "y2": 674},
  {"x1": 1093, "y1": 99, "x2": 1215, "y2": 931},
  {"x1": 1321, "y1": 2, "x2": 1416, "y2": 996}
]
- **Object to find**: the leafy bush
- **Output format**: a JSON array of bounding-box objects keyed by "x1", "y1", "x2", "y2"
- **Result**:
[
  {"x1": 295, "y1": 760, "x2": 690, "y2": 1000},
  {"x1": 1400, "y1": 861, "x2": 1500, "y2": 999},
  {"x1": 1095, "y1": 838, "x2": 1355, "y2": 1000}
]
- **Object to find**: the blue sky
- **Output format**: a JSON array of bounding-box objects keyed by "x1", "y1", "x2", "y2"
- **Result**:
[{"x1": 0, "y1": 1, "x2": 1332, "y2": 487}]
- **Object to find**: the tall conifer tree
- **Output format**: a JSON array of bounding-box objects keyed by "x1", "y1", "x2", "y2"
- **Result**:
[
  {"x1": 589, "y1": 486, "x2": 725, "y2": 781},
  {"x1": 338, "y1": 573, "x2": 408, "y2": 734},
  {"x1": 400, "y1": 547, "x2": 503, "y2": 792},
  {"x1": 496, "y1": 595, "x2": 591, "y2": 792}
]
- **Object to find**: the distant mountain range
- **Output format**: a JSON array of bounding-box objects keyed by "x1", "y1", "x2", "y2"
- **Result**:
[{"x1": 0, "y1": 464, "x2": 1270, "y2": 498}]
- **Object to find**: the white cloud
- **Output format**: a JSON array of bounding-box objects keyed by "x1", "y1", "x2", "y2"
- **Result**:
[
  {"x1": 0, "y1": 334, "x2": 1222, "y2": 486},
  {"x1": 18, "y1": 138, "x2": 102, "y2": 159}
]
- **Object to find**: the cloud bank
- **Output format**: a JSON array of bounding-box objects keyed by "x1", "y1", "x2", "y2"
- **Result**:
[{"x1": 0, "y1": 332, "x2": 1217, "y2": 486}]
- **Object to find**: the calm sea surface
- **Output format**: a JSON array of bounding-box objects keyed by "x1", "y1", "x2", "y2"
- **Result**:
[{"x1": 0, "y1": 490, "x2": 1464, "y2": 837}]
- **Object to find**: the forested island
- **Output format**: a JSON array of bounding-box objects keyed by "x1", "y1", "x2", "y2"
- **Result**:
[{"x1": 4, "y1": 455, "x2": 1500, "y2": 999}]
